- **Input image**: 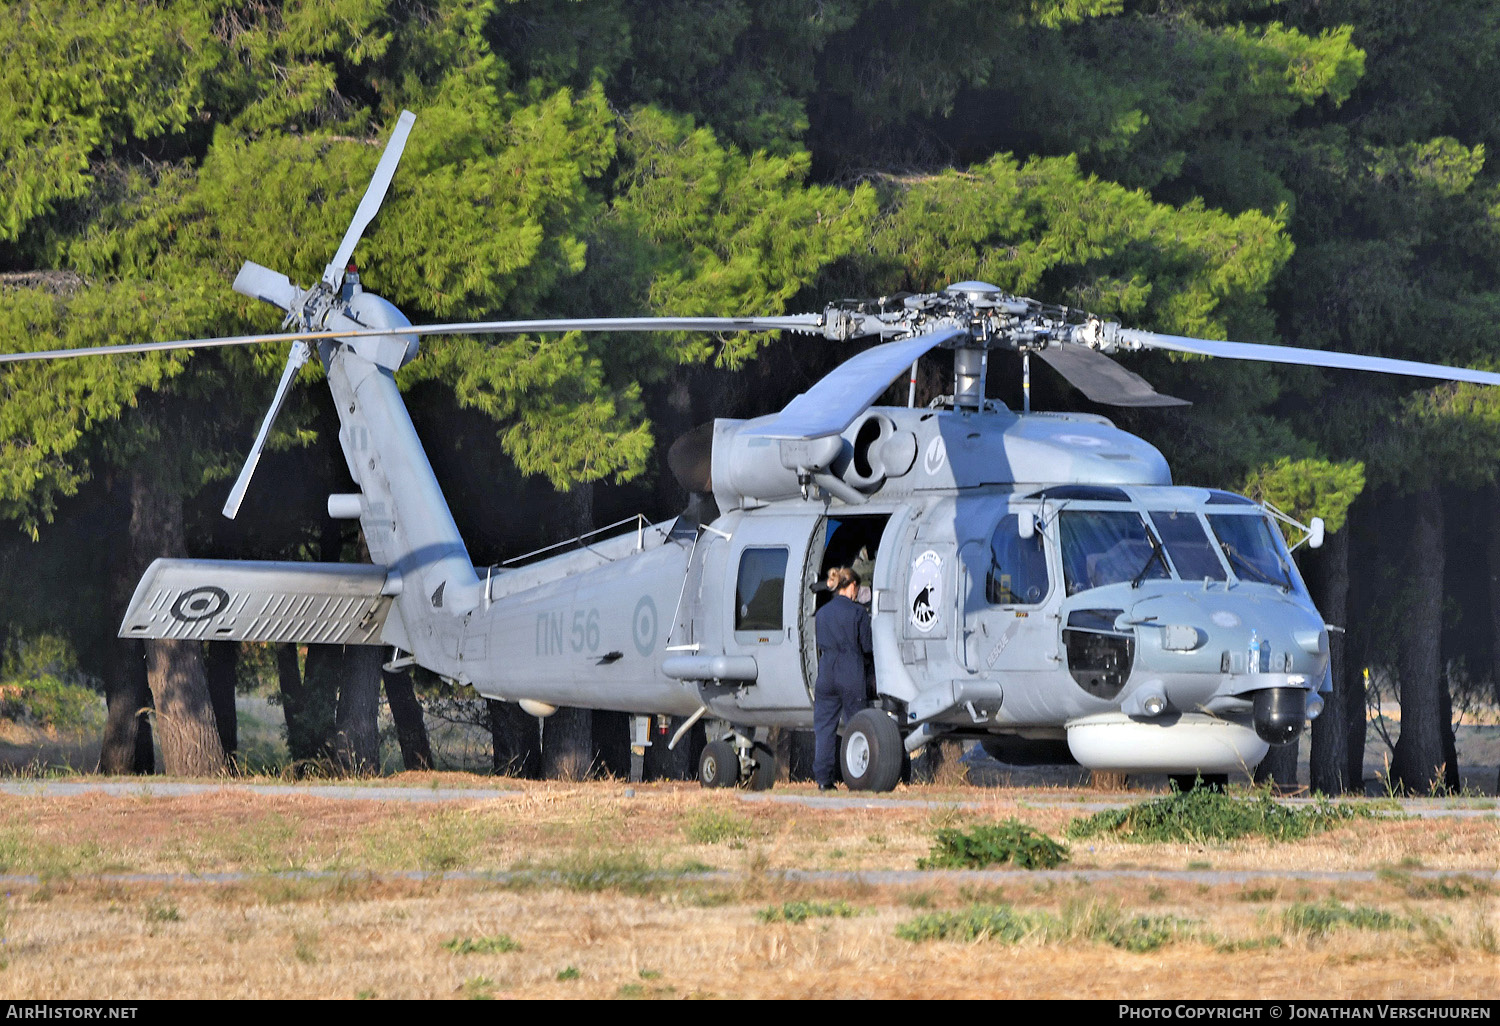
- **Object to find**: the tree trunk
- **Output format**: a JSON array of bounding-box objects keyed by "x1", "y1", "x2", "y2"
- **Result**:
[
  {"x1": 1310, "y1": 526, "x2": 1352, "y2": 794},
  {"x1": 383, "y1": 667, "x2": 433, "y2": 770},
  {"x1": 541, "y1": 706, "x2": 594, "y2": 780},
  {"x1": 487, "y1": 699, "x2": 541, "y2": 777},
  {"x1": 644, "y1": 715, "x2": 703, "y2": 781},
  {"x1": 1253, "y1": 739, "x2": 1299, "y2": 791},
  {"x1": 332, "y1": 645, "x2": 384, "y2": 774},
  {"x1": 276, "y1": 643, "x2": 315, "y2": 764},
  {"x1": 101, "y1": 515, "x2": 154, "y2": 775},
  {"x1": 298, "y1": 645, "x2": 344, "y2": 767},
  {"x1": 100, "y1": 639, "x2": 153, "y2": 775},
  {"x1": 592, "y1": 710, "x2": 631, "y2": 779},
  {"x1": 1391, "y1": 489, "x2": 1451, "y2": 793},
  {"x1": 203, "y1": 642, "x2": 239, "y2": 762},
  {"x1": 129, "y1": 467, "x2": 225, "y2": 776}
]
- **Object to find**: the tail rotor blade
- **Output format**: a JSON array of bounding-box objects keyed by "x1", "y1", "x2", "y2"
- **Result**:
[
  {"x1": 232, "y1": 261, "x2": 298, "y2": 311},
  {"x1": 323, "y1": 110, "x2": 416, "y2": 290},
  {"x1": 222, "y1": 341, "x2": 312, "y2": 519}
]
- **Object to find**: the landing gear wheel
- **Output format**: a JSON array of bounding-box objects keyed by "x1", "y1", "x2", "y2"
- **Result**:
[
  {"x1": 745, "y1": 744, "x2": 777, "y2": 791},
  {"x1": 841, "y1": 709, "x2": 904, "y2": 792},
  {"x1": 699, "y1": 739, "x2": 739, "y2": 788}
]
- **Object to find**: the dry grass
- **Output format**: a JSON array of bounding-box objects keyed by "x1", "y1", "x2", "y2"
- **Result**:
[{"x1": 0, "y1": 776, "x2": 1496, "y2": 999}]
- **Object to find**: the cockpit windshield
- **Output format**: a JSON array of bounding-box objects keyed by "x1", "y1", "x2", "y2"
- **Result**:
[
  {"x1": 1206, "y1": 514, "x2": 1295, "y2": 590},
  {"x1": 1059, "y1": 510, "x2": 1168, "y2": 595}
]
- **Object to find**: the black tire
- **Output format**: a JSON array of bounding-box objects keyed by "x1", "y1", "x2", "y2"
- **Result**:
[
  {"x1": 699, "y1": 739, "x2": 739, "y2": 788},
  {"x1": 840, "y1": 708, "x2": 904, "y2": 792},
  {"x1": 745, "y1": 743, "x2": 777, "y2": 791}
]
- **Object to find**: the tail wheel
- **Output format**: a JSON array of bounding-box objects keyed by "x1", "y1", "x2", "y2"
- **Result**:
[
  {"x1": 699, "y1": 739, "x2": 739, "y2": 788},
  {"x1": 841, "y1": 709, "x2": 903, "y2": 792},
  {"x1": 745, "y1": 743, "x2": 777, "y2": 791}
]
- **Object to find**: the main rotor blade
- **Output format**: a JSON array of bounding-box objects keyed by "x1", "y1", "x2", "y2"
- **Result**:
[
  {"x1": 232, "y1": 260, "x2": 298, "y2": 311},
  {"x1": 222, "y1": 341, "x2": 311, "y2": 519},
  {"x1": 323, "y1": 110, "x2": 416, "y2": 290},
  {"x1": 751, "y1": 328, "x2": 965, "y2": 440},
  {"x1": 1037, "y1": 342, "x2": 1190, "y2": 407},
  {"x1": 0, "y1": 315, "x2": 827, "y2": 364},
  {"x1": 1117, "y1": 328, "x2": 1500, "y2": 387}
]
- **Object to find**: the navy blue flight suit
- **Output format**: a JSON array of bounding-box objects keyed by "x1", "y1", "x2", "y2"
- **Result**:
[{"x1": 813, "y1": 593, "x2": 872, "y2": 787}]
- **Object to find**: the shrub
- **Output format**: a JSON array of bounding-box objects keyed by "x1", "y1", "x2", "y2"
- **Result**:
[
  {"x1": 918, "y1": 820, "x2": 1069, "y2": 869},
  {"x1": 1066, "y1": 788, "x2": 1377, "y2": 844}
]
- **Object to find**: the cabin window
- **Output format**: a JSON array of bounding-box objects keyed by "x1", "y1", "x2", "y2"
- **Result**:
[
  {"x1": 1149, "y1": 510, "x2": 1226, "y2": 582},
  {"x1": 736, "y1": 547, "x2": 788, "y2": 631},
  {"x1": 1206, "y1": 515, "x2": 1296, "y2": 591},
  {"x1": 1059, "y1": 510, "x2": 1169, "y2": 595},
  {"x1": 988, "y1": 513, "x2": 1049, "y2": 605}
]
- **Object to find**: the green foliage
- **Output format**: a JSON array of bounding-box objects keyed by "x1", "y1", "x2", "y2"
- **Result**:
[
  {"x1": 870, "y1": 152, "x2": 1292, "y2": 343},
  {"x1": 1242, "y1": 456, "x2": 1365, "y2": 534},
  {"x1": 896, "y1": 903, "x2": 1047, "y2": 943},
  {"x1": 756, "y1": 900, "x2": 862, "y2": 924},
  {"x1": 917, "y1": 820, "x2": 1069, "y2": 870},
  {"x1": 896, "y1": 901, "x2": 1196, "y2": 952},
  {"x1": 1282, "y1": 900, "x2": 1413, "y2": 937},
  {"x1": 683, "y1": 808, "x2": 754, "y2": 845},
  {"x1": 0, "y1": 634, "x2": 100, "y2": 730},
  {"x1": 1065, "y1": 789, "x2": 1379, "y2": 844},
  {"x1": 444, "y1": 934, "x2": 522, "y2": 954}
]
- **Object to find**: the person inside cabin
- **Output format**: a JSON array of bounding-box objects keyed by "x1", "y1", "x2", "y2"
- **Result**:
[{"x1": 813, "y1": 566, "x2": 874, "y2": 791}]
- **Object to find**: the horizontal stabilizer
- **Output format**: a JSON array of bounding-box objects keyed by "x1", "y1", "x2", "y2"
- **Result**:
[
  {"x1": 1038, "y1": 343, "x2": 1190, "y2": 407},
  {"x1": 119, "y1": 559, "x2": 392, "y2": 645}
]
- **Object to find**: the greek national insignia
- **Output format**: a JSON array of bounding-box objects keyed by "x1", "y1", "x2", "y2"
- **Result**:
[{"x1": 907, "y1": 549, "x2": 943, "y2": 634}]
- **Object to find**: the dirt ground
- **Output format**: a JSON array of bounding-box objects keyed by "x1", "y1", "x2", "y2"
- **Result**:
[{"x1": 0, "y1": 779, "x2": 1495, "y2": 1000}]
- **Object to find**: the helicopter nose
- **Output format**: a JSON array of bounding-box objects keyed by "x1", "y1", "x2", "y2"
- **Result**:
[{"x1": 1252, "y1": 687, "x2": 1306, "y2": 745}]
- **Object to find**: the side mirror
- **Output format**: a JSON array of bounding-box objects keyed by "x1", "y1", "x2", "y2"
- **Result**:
[
  {"x1": 1308, "y1": 517, "x2": 1325, "y2": 550},
  {"x1": 1017, "y1": 513, "x2": 1035, "y2": 541}
]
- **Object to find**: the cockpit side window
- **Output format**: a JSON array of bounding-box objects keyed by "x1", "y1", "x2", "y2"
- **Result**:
[
  {"x1": 1205, "y1": 514, "x2": 1296, "y2": 591},
  {"x1": 988, "y1": 513, "x2": 1050, "y2": 605},
  {"x1": 1059, "y1": 510, "x2": 1169, "y2": 595},
  {"x1": 1149, "y1": 511, "x2": 1226, "y2": 582}
]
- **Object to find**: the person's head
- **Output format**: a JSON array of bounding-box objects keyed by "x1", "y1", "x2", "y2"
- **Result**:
[{"x1": 830, "y1": 566, "x2": 860, "y2": 597}]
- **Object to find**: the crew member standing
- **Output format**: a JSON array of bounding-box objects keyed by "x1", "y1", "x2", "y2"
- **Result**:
[{"x1": 813, "y1": 566, "x2": 872, "y2": 790}]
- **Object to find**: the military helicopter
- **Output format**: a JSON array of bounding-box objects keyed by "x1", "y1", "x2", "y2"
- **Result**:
[{"x1": 17, "y1": 112, "x2": 1500, "y2": 791}]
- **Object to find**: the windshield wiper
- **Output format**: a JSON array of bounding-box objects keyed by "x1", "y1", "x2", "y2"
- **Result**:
[
  {"x1": 1222, "y1": 544, "x2": 1290, "y2": 591},
  {"x1": 1131, "y1": 532, "x2": 1168, "y2": 588}
]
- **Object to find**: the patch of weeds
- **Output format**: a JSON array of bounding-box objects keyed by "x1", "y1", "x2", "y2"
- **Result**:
[
  {"x1": 684, "y1": 809, "x2": 753, "y2": 845},
  {"x1": 355, "y1": 990, "x2": 376, "y2": 1000},
  {"x1": 1378, "y1": 869, "x2": 1489, "y2": 900},
  {"x1": 1146, "y1": 885, "x2": 1167, "y2": 903},
  {"x1": 1066, "y1": 904, "x2": 1197, "y2": 953},
  {"x1": 462, "y1": 975, "x2": 497, "y2": 1000},
  {"x1": 638, "y1": 969, "x2": 661, "y2": 979},
  {"x1": 143, "y1": 899, "x2": 180, "y2": 923},
  {"x1": 556, "y1": 966, "x2": 580, "y2": 981},
  {"x1": 958, "y1": 884, "x2": 1007, "y2": 905},
  {"x1": 1215, "y1": 936, "x2": 1284, "y2": 953},
  {"x1": 918, "y1": 820, "x2": 1068, "y2": 870},
  {"x1": 905, "y1": 890, "x2": 936, "y2": 909},
  {"x1": 515, "y1": 850, "x2": 691, "y2": 896},
  {"x1": 1066, "y1": 789, "x2": 1381, "y2": 845},
  {"x1": 617, "y1": 981, "x2": 674, "y2": 999},
  {"x1": 292, "y1": 928, "x2": 320, "y2": 964},
  {"x1": 896, "y1": 904, "x2": 1048, "y2": 943},
  {"x1": 444, "y1": 934, "x2": 521, "y2": 955},
  {"x1": 757, "y1": 900, "x2": 862, "y2": 924},
  {"x1": 1239, "y1": 886, "x2": 1279, "y2": 902},
  {"x1": 1187, "y1": 861, "x2": 1212, "y2": 870},
  {"x1": 1282, "y1": 900, "x2": 1413, "y2": 938}
]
